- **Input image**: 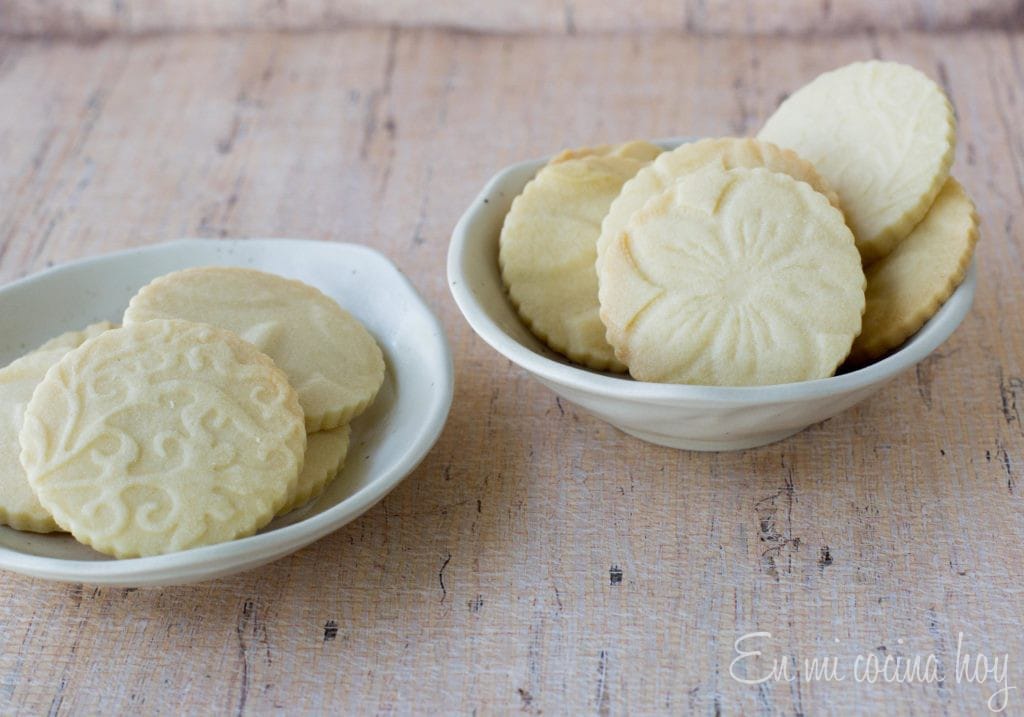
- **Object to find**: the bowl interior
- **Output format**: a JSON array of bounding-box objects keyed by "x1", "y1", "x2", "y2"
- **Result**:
[{"x1": 0, "y1": 239, "x2": 452, "y2": 568}]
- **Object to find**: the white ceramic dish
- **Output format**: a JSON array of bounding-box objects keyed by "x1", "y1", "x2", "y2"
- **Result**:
[
  {"x1": 448, "y1": 142, "x2": 976, "y2": 452},
  {"x1": 0, "y1": 239, "x2": 453, "y2": 586}
]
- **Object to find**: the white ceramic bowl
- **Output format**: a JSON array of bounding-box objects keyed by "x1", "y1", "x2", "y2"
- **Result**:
[
  {"x1": 448, "y1": 146, "x2": 976, "y2": 452},
  {"x1": 0, "y1": 239, "x2": 453, "y2": 586}
]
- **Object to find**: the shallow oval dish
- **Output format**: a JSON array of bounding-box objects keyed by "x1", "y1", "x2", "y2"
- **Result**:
[
  {"x1": 0, "y1": 239, "x2": 453, "y2": 586},
  {"x1": 448, "y1": 139, "x2": 975, "y2": 452}
]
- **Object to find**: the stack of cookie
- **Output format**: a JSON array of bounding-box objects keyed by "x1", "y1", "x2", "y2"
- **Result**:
[
  {"x1": 499, "y1": 60, "x2": 978, "y2": 385},
  {"x1": 0, "y1": 267, "x2": 384, "y2": 558}
]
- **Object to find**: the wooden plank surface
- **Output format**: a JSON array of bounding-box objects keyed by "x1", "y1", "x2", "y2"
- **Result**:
[
  {"x1": 2, "y1": 0, "x2": 1023, "y2": 37},
  {"x1": 0, "y1": 24, "x2": 1021, "y2": 716}
]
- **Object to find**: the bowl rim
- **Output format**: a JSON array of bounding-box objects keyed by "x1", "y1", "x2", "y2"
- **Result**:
[
  {"x1": 448, "y1": 142, "x2": 976, "y2": 405},
  {"x1": 0, "y1": 238, "x2": 455, "y2": 585}
]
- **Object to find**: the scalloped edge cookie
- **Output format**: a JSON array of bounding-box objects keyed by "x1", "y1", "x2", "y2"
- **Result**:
[
  {"x1": 598, "y1": 167, "x2": 865, "y2": 386},
  {"x1": 499, "y1": 140, "x2": 662, "y2": 372},
  {"x1": 124, "y1": 267, "x2": 385, "y2": 431},
  {"x1": 20, "y1": 319, "x2": 307, "y2": 558},
  {"x1": 597, "y1": 136, "x2": 840, "y2": 272},
  {"x1": 758, "y1": 60, "x2": 956, "y2": 264},
  {"x1": 846, "y1": 177, "x2": 979, "y2": 366},
  {"x1": 278, "y1": 424, "x2": 350, "y2": 515}
]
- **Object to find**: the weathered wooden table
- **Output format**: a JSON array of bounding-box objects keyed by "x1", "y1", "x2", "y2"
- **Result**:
[{"x1": 0, "y1": 3, "x2": 1022, "y2": 713}]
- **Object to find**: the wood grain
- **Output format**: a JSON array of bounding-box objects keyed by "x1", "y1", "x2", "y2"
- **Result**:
[
  {"x1": 0, "y1": 25, "x2": 1021, "y2": 715},
  {"x1": 1, "y1": 0, "x2": 1023, "y2": 37}
]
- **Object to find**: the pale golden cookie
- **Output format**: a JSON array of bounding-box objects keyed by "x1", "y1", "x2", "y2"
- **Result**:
[
  {"x1": 124, "y1": 267, "x2": 385, "y2": 431},
  {"x1": 0, "y1": 352, "x2": 63, "y2": 533},
  {"x1": 277, "y1": 425, "x2": 350, "y2": 515},
  {"x1": 0, "y1": 322, "x2": 116, "y2": 533},
  {"x1": 549, "y1": 139, "x2": 665, "y2": 164},
  {"x1": 597, "y1": 137, "x2": 839, "y2": 271},
  {"x1": 598, "y1": 167, "x2": 865, "y2": 386},
  {"x1": 33, "y1": 321, "x2": 116, "y2": 354},
  {"x1": 499, "y1": 140, "x2": 662, "y2": 371},
  {"x1": 847, "y1": 178, "x2": 978, "y2": 366},
  {"x1": 20, "y1": 320, "x2": 306, "y2": 558},
  {"x1": 758, "y1": 60, "x2": 956, "y2": 263}
]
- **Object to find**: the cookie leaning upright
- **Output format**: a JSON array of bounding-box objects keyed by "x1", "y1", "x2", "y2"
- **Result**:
[
  {"x1": 596, "y1": 137, "x2": 839, "y2": 271},
  {"x1": 598, "y1": 167, "x2": 865, "y2": 386},
  {"x1": 758, "y1": 61, "x2": 956, "y2": 264},
  {"x1": 19, "y1": 320, "x2": 307, "y2": 558},
  {"x1": 847, "y1": 177, "x2": 979, "y2": 366},
  {"x1": 124, "y1": 267, "x2": 385, "y2": 431},
  {"x1": 499, "y1": 139, "x2": 662, "y2": 372}
]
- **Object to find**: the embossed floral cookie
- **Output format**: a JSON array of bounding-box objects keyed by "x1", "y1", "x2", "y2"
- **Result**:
[
  {"x1": 278, "y1": 424, "x2": 350, "y2": 515},
  {"x1": 0, "y1": 322, "x2": 114, "y2": 533},
  {"x1": 847, "y1": 177, "x2": 979, "y2": 366},
  {"x1": 124, "y1": 267, "x2": 385, "y2": 431},
  {"x1": 758, "y1": 61, "x2": 956, "y2": 263},
  {"x1": 598, "y1": 167, "x2": 865, "y2": 385},
  {"x1": 596, "y1": 137, "x2": 839, "y2": 271},
  {"x1": 499, "y1": 139, "x2": 662, "y2": 371},
  {"x1": 19, "y1": 319, "x2": 307, "y2": 558}
]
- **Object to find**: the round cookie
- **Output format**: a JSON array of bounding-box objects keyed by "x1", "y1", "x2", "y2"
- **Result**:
[
  {"x1": 19, "y1": 320, "x2": 306, "y2": 558},
  {"x1": 758, "y1": 60, "x2": 956, "y2": 263},
  {"x1": 124, "y1": 267, "x2": 385, "y2": 431},
  {"x1": 499, "y1": 140, "x2": 662, "y2": 372},
  {"x1": 596, "y1": 137, "x2": 839, "y2": 271},
  {"x1": 0, "y1": 322, "x2": 117, "y2": 533},
  {"x1": 32, "y1": 321, "x2": 116, "y2": 354},
  {"x1": 277, "y1": 425, "x2": 350, "y2": 515},
  {"x1": 847, "y1": 178, "x2": 978, "y2": 366},
  {"x1": 598, "y1": 167, "x2": 865, "y2": 386}
]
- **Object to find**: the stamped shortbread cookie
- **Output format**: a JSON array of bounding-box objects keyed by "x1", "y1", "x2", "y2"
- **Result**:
[
  {"x1": 0, "y1": 322, "x2": 116, "y2": 533},
  {"x1": 0, "y1": 324, "x2": 115, "y2": 532},
  {"x1": 759, "y1": 61, "x2": 956, "y2": 263},
  {"x1": 596, "y1": 137, "x2": 839, "y2": 271},
  {"x1": 124, "y1": 267, "x2": 385, "y2": 431},
  {"x1": 278, "y1": 425, "x2": 350, "y2": 515},
  {"x1": 20, "y1": 320, "x2": 306, "y2": 557},
  {"x1": 499, "y1": 139, "x2": 662, "y2": 371},
  {"x1": 598, "y1": 167, "x2": 865, "y2": 386},
  {"x1": 0, "y1": 352, "x2": 64, "y2": 533},
  {"x1": 32, "y1": 321, "x2": 116, "y2": 354},
  {"x1": 847, "y1": 178, "x2": 978, "y2": 366},
  {"x1": 548, "y1": 140, "x2": 664, "y2": 165}
]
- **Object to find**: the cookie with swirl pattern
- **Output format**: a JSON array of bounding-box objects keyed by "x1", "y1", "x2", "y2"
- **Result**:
[
  {"x1": 124, "y1": 267, "x2": 385, "y2": 431},
  {"x1": 19, "y1": 319, "x2": 306, "y2": 558}
]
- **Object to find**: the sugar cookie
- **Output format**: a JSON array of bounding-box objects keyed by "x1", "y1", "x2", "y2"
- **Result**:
[
  {"x1": 499, "y1": 140, "x2": 662, "y2": 371},
  {"x1": 598, "y1": 167, "x2": 865, "y2": 385},
  {"x1": 0, "y1": 322, "x2": 117, "y2": 533},
  {"x1": 0, "y1": 351, "x2": 64, "y2": 533},
  {"x1": 847, "y1": 178, "x2": 978, "y2": 366},
  {"x1": 597, "y1": 137, "x2": 839, "y2": 271},
  {"x1": 758, "y1": 61, "x2": 956, "y2": 263},
  {"x1": 124, "y1": 267, "x2": 385, "y2": 431},
  {"x1": 33, "y1": 321, "x2": 116, "y2": 354},
  {"x1": 277, "y1": 425, "x2": 350, "y2": 515},
  {"x1": 20, "y1": 319, "x2": 306, "y2": 558}
]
